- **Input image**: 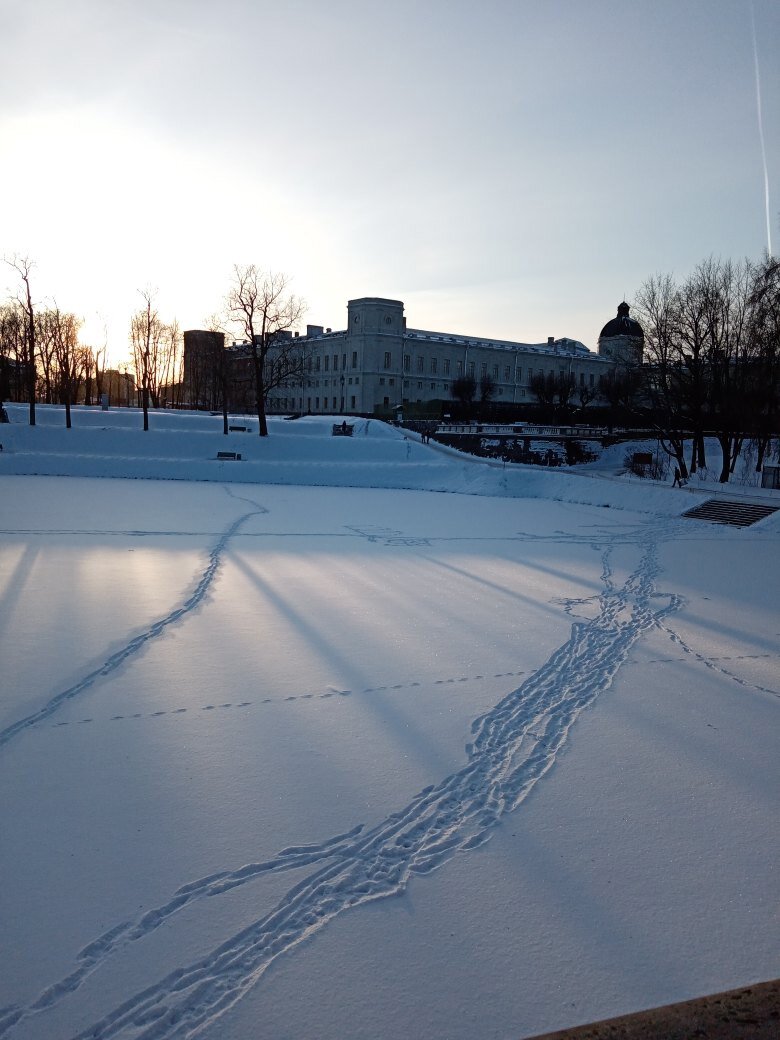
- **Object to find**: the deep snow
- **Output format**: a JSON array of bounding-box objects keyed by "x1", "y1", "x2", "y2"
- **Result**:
[{"x1": 0, "y1": 405, "x2": 778, "y2": 1040}]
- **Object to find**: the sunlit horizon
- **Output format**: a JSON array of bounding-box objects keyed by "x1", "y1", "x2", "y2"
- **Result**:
[{"x1": 3, "y1": 0, "x2": 778, "y2": 370}]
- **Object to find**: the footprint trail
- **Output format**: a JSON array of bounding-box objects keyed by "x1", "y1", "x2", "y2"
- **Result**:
[
  {"x1": 0, "y1": 496, "x2": 267, "y2": 750},
  {"x1": 0, "y1": 537, "x2": 681, "y2": 1040}
]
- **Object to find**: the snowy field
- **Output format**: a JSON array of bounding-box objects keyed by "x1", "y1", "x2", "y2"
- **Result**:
[{"x1": 1, "y1": 405, "x2": 778, "y2": 1040}]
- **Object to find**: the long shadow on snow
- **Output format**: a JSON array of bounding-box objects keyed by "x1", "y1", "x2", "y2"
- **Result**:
[
  {"x1": 0, "y1": 537, "x2": 683, "y2": 1040},
  {"x1": 0, "y1": 495, "x2": 268, "y2": 751}
]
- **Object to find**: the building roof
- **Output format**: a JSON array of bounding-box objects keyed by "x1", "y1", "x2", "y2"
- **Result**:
[
  {"x1": 599, "y1": 302, "x2": 643, "y2": 341},
  {"x1": 405, "y1": 328, "x2": 594, "y2": 358}
]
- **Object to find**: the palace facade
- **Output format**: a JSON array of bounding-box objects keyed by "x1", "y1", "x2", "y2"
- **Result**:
[{"x1": 185, "y1": 297, "x2": 637, "y2": 416}]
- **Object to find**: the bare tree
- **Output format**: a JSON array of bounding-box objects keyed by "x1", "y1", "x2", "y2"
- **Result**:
[
  {"x1": 130, "y1": 289, "x2": 159, "y2": 430},
  {"x1": 156, "y1": 319, "x2": 182, "y2": 408},
  {"x1": 555, "y1": 372, "x2": 577, "y2": 417},
  {"x1": 50, "y1": 306, "x2": 82, "y2": 428},
  {"x1": 531, "y1": 370, "x2": 585, "y2": 421},
  {"x1": 529, "y1": 371, "x2": 557, "y2": 412},
  {"x1": 479, "y1": 372, "x2": 496, "y2": 404},
  {"x1": 92, "y1": 323, "x2": 109, "y2": 405},
  {"x1": 4, "y1": 256, "x2": 37, "y2": 425},
  {"x1": 574, "y1": 380, "x2": 597, "y2": 413},
  {"x1": 225, "y1": 266, "x2": 305, "y2": 436},
  {"x1": 451, "y1": 374, "x2": 477, "y2": 408},
  {"x1": 0, "y1": 302, "x2": 28, "y2": 404},
  {"x1": 129, "y1": 290, "x2": 183, "y2": 426},
  {"x1": 636, "y1": 257, "x2": 768, "y2": 483},
  {"x1": 634, "y1": 273, "x2": 692, "y2": 478},
  {"x1": 747, "y1": 255, "x2": 780, "y2": 471}
]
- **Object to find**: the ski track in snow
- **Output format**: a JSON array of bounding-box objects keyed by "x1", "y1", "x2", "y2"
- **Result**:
[
  {"x1": 0, "y1": 488, "x2": 268, "y2": 751},
  {"x1": 0, "y1": 533, "x2": 684, "y2": 1040}
]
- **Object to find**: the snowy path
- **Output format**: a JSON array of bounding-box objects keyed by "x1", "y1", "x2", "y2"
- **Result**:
[{"x1": 1, "y1": 529, "x2": 683, "y2": 1040}]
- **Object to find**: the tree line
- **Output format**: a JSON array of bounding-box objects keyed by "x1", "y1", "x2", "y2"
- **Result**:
[
  {"x1": 1, "y1": 257, "x2": 185, "y2": 427},
  {"x1": 448, "y1": 254, "x2": 779, "y2": 485},
  {"x1": 634, "y1": 254, "x2": 779, "y2": 483},
  {"x1": 3, "y1": 253, "x2": 778, "y2": 467},
  {"x1": 1, "y1": 258, "x2": 304, "y2": 438}
]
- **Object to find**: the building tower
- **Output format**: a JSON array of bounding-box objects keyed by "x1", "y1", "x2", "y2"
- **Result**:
[{"x1": 597, "y1": 302, "x2": 643, "y2": 366}]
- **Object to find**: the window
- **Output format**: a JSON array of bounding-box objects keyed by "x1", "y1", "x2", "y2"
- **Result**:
[
  {"x1": 504, "y1": 366, "x2": 511, "y2": 381},
  {"x1": 403, "y1": 354, "x2": 410, "y2": 372},
  {"x1": 443, "y1": 359, "x2": 450, "y2": 375},
  {"x1": 351, "y1": 395, "x2": 356, "y2": 408},
  {"x1": 385, "y1": 316, "x2": 392, "y2": 325},
  {"x1": 315, "y1": 356, "x2": 321, "y2": 372},
  {"x1": 580, "y1": 372, "x2": 585, "y2": 386},
  {"x1": 348, "y1": 377, "x2": 353, "y2": 384},
  {"x1": 417, "y1": 356, "x2": 424, "y2": 373},
  {"x1": 333, "y1": 355, "x2": 338, "y2": 371},
  {"x1": 383, "y1": 396, "x2": 390, "y2": 406},
  {"x1": 481, "y1": 363, "x2": 487, "y2": 377},
  {"x1": 324, "y1": 356, "x2": 329, "y2": 372},
  {"x1": 388, "y1": 378, "x2": 394, "y2": 386},
  {"x1": 355, "y1": 377, "x2": 359, "y2": 384},
  {"x1": 384, "y1": 351, "x2": 391, "y2": 369},
  {"x1": 430, "y1": 382, "x2": 436, "y2": 389},
  {"x1": 315, "y1": 397, "x2": 320, "y2": 409},
  {"x1": 352, "y1": 351, "x2": 357, "y2": 368},
  {"x1": 493, "y1": 364, "x2": 499, "y2": 379},
  {"x1": 342, "y1": 354, "x2": 346, "y2": 370},
  {"x1": 468, "y1": 362, "x2": 475, "y2": 377},
  {"x1": 333, "y1": 397, "x2": 337, "y2": 408},
  {"x1": 431, "y1": 357, "x2": 437, "y2": 374},
  {"x1": 379, "y1": 377, "x2": 385, "y2": 385},
  {"x1": 417, "y1": 381, "x2": 423, "y2": 389},
  {"x1": 589, "y1": 373, "x2": 595, "y2": 387}
]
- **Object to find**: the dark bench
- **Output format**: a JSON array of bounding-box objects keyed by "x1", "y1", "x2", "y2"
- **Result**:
[
  {"x1": 217, "y1": 451, "x2": 242, "y2": 461},
  {"x1": 228, "y1": 425, "x2": 249, "y2": 432},
  {"x1": 332, "y1": 423, "x2": 354, "y2": 437}
]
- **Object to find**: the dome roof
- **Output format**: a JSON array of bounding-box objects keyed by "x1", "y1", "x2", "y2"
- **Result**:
[{"x1": 599, "y1": 301, "x2": 643, "y2": 340}]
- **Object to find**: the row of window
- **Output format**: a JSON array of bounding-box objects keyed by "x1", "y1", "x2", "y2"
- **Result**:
[
  {"x1": 270, "y1": 396, "x2": 358, "y2": 412},
  {"x1": 306, "y1": 349, "x2": 602, "y2": 388},
  {"x1": 305, "y1": 377, "x2": 360, "y2": 388},
  {"x1": 375, "y1": 371, "x2": 598, "y2": 389},
  {"x1": 309, "y1": 351, "x2": 359, "y2": 373}
]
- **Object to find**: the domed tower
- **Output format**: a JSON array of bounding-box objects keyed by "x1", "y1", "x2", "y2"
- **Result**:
[{"x1": 598, "y1": 302, "x2": 643, "y2": 366}]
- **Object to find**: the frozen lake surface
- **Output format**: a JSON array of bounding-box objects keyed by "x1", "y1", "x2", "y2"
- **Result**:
[{"x1": 1, "y1": 407, "x2": 778, "y2": 1039}]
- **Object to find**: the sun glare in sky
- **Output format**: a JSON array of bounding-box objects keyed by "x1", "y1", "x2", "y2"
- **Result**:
[{"x1": 2, "y1": 0, "x2": 778, "y2": 368}]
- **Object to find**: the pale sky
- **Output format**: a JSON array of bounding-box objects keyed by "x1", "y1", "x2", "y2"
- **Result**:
[{"x1": 2, "y1": 0, "x2": 778, "y2": 365}]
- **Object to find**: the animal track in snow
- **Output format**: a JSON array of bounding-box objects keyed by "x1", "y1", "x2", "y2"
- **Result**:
[
  {"x1": 3, "y1": 539, "x2": 684, "y2": 1040},
  {"x1": 44, "y1": 672, "x2": 531, "y2": 730},
  {"x1": 0, "y1": 493, "x2": 268, "y2": 751}
]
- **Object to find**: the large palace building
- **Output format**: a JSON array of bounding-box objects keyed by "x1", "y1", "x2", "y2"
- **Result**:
[{"x1": 184, "y1": 297, "x2": 637, "y2": 416}]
